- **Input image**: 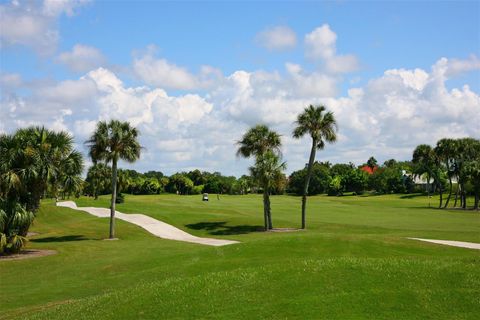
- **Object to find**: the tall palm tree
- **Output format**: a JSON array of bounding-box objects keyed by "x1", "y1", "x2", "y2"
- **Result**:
[
  {"x1": 86, "y1": 120, "x2": 141, "y2": 239},
  {"x1": 249, "y1": 151, "x2": 286, "y2": 230},
  {"x1": 237, "y1": 125, "x2": 282, "y2": 230},
  {"x1": 293, "y1": 105, "x2": 337, "y2": 229}
]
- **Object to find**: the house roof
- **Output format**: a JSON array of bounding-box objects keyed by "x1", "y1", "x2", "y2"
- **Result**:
[{"x1": 359, "y1": 165, "x2": 377, "y2": 175}]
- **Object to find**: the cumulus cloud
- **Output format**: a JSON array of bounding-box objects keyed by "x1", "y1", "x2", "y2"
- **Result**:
[
  {"x1": 1, "y1": 53, "x2": 479, "y2": 175},
  {"x1": 0, "y1": 0, "x2": 88, "y2": 55},
  {"x1": 305, "y1": 24, "x2": 359, "y2": 74},
  {"x1": 56, "y1": 44, "x2": 107, "y2": 72},
  {"x1": 255, "y1": 25, "x2": 297, "y2": 51},
  {"x1": 132, "y1": 46, "x2": 222, "y2": 90}
]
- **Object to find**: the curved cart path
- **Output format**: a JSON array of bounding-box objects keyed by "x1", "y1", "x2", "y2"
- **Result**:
[
  {"x1": 408, "y1": 238, "x2": 480, "y2": 250},
  {"x1": 57, "y1": 201, "x2": 239, "y2": 247}
]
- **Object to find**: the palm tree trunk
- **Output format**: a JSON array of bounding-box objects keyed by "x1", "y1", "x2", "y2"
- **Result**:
[
  {"x1": 266, "y1": 191, "x2": 272, "y2": 230},
  {"x1": 301, "y1": 139, "x2": 317, "y2": 229},
  {"x1": 474, "y1": 189, "x2": 479, "y2": 210},
  {"x1": 443, "y1": 176, "x2": 453, "y2": 208},
  {"x1": 109, "y1": 159, "x2": 118, "y2": 239},
  {"x1": 438, "y1": 184, "x2": 443, "y2": 208},
  {"x1": 426, "y1": 174, "x2": 431, "y2": 207},
  {"x1": 454, "y1": 183, "x2": 460, "y2": 207},
  {"x1": 263, "y1": 190, "x2": 269, "y2": 231}
]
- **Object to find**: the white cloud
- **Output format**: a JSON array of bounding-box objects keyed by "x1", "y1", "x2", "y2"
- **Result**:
[
  {"x1": 132, "y1": 46, "x2": 223, "y2": 91},
  {"x1": 305, "y1": 24, "x2": 359, "y2": 74},
  {"x1": 0, "y1": 0, "x2": 88, "y2": 55},
  {"x1": 1, "y1": 55, "x2": 479, "y2": 176},
  {"x1": 444, "y1": 54, "x2": 480, "y2": 76},
  {"x1": 133, "y1": 55, "x2": 198, "y2": 90},
  {"x1": 256, "y1": 25, "x2": 297, "y2": 51},
  {"x1": 42, "y1": 0, "x2": 90, "y2": 17},
  {"x1": 57, "y1": 44, "x2": 107, "y2": 72}
]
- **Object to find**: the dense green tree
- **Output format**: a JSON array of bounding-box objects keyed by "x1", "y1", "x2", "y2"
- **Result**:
[
  {"x1": 0, "y1": 127, "x2": 82, "y2": 254},
  {"x1": 0, "y1": 127, "x2": 83, "y2": 211},
  {"x1": 331, "y1": 163, "x2": 354, "y2": 177},
  {"x1": 86, "y1": 120, "x2": 141, "y2": 239},
  {"x1": 293, "y1": 105, "x2": 337, "y2": 229},
  {"x1": 85, "y1": 163, "x2": 111, "y2": 199},
  {"x1": 342, "y1": 169, "x2": 369, "y2": 194},
  {"x1": 288, "y1": 162, "x2": 331, "y2": 196},
  {"x1": 166, "y1": 174, "x2": 194, "y2": 195}
]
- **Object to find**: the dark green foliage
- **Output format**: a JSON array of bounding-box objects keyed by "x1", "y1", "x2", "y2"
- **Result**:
[
  {"x1": 342, "y1": 168, "x2": 369, "y2": 194},
  {"x1": 330, "y1": 163, "x2": 355, "y2": 177},
  {"x1": 288, "y1": 162, "x2": 331, "y2": 195},
  {"x1": 0, "y1": 126, "x2": 82, "y2": 253},
  {"x1": 0, "y1": 199, "x2": 34, "y2": 254},
  {"x1": 166, "y1": 173, "x2": 194, "y2": 195},
  {"x1": 0, "y1": 126, "x2": 83, "y2": 211}
]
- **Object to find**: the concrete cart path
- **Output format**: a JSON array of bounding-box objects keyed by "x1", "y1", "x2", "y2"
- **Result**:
[
  {"x1": 56, "y1": 201, "x2": 239, "y2": 247},
  {"x1": 408, "y1": 238, "x2": 480, "y2": 250}
]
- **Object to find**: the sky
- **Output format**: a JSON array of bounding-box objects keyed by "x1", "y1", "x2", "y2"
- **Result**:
[{"x1": 1, "y1": 0, "x2": 479, "y2": 177}]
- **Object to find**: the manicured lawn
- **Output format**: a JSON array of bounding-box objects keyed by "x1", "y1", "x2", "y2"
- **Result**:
[{"x1": 1, "y1": 194, "x2": 479, "y2": 319}]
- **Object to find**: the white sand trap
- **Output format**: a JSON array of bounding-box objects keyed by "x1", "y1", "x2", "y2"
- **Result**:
[
  {"x1": 408, "y1": 238, "x2": 480, "y2": 250},
  {"x1": 56, "y1": 201, "x2": 239, "y2": 247}
]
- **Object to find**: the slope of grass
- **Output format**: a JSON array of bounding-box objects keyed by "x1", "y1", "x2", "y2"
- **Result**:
[{"x1": 1, "y1": 194, "x2": 479, "y2": 319}]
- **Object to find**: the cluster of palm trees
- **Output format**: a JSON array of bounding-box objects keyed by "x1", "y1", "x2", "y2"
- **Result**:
[
  {"x1": 237, "y1": 105, "x2": 338, "y2": 230},
  {"x1": 412, "y1": 137, "x2": 480, "y2": 210},
  {"x1": 0, "y1": 127, "x2": 83, "y2": 254}
]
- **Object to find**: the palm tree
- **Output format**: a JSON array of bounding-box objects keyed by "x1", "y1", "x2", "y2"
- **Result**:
[
  {"x1": 434, "y1": 138, "x2": 457, "y2": 208},
  {"x1": 367, "y1": 156, "x2": 378, "y2": 171},
  {"x1": 456, "y1": 138, "x2": 480, "y2": 209},
  {"x1": 0, "y1": 127, "x2": 82, "y2": 211},
  {"x1": 293, "y1": 105, "x2": 337, "y2": 229},
  {"x1": 236, "y1": 124, "x2": 282, "y2": 159},
  {"x1": 0, "y1": 127, "x2": 82, "y2": 254},
  {"x1": 86, "y1": 120, "x2": 141, "y2": 239},
  {"x1": 412, "y1": 144, "x2": 437, "y2": 206},
  {"x1": 249, "y1": 151, "x2": 286, "y2": 230},
  {"x1": 237, "y1": 125, "x2": 282, "y2": 230}
]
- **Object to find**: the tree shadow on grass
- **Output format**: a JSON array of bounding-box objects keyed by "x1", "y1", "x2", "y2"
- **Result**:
[
  {"x1": 400, "y1": 193, "x2": 428, "y2": 199},
  {"x1": 31, "y1": 235, "x2": 92, "y2": 243},
  {"x1": 185, "y1": 221, "x2": 264, "y2": 235}
]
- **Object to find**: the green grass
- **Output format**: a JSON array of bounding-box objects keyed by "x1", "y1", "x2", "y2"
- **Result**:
[{"x1": 0, "y1": 194, "x2": 479, "y2": 319}]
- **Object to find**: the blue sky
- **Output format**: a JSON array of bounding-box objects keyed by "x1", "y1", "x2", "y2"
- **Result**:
[{"x1": 1, "y1": 0, "x2": 479, "y2": 176}]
